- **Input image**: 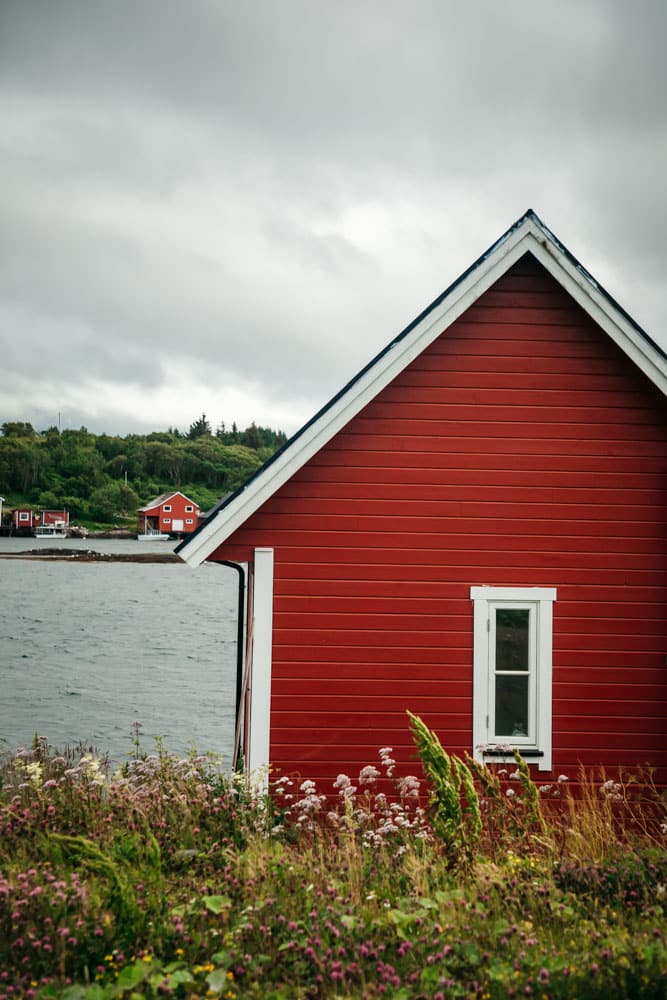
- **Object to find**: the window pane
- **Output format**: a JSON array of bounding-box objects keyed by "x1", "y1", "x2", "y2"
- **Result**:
[
  {"x1": 496, "y1": 608, "x2": 529, "y2": 671},
  {"x1": 495, "y1": 675, "x2": 529, "y2": 737}
]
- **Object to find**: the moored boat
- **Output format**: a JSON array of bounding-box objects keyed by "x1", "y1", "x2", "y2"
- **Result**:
[
  {"x1": 34, "y1": 523, "x2": 68, "y2": 540},
  {"x1": 137, "y1": 528, "x2": 171, "y2": 541}
]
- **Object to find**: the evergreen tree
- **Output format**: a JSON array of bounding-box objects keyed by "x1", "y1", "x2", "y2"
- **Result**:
[{"x1": 187, "y1": 413, "x2": 212, "y2": 439}]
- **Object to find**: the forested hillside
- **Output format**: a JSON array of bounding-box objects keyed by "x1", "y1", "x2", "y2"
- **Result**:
[{"x1": 0, "y1": 416, "x2": 287, "y2": 527}]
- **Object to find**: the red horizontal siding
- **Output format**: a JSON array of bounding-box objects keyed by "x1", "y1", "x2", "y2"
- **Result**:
[
  {"x1": 279, "y1": 480, "x2": 664, "y2": 504},
  {"x1": 215, "y1": 257, "x2": 667, "y2": 788}
]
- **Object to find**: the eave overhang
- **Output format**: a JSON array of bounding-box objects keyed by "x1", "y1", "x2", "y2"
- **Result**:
[{"x1": 177, "y1": 209, "x2": 667, "y2": 568}]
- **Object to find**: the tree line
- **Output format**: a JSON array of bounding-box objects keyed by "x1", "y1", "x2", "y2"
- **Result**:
[{"x1": 0, "y1": 416, "x2": 287, "y2": 526}]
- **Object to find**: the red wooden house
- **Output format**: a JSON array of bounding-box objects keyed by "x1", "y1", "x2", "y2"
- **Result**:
[
  {"x1": 138, "y1": 491, "x2": 200, "y2": 536},
  {"x1": 178, "y1": 210, "x2": 667, "y2": 786},
  {"x1": 12, "y1": 509, "x2": 70, "y2": 530},
  {"x1": 12, "y1": 508, "x2": 38, "y2": 529},
  {"x1": 40, "y1": 509, "x2": 70, "y2": 528}
]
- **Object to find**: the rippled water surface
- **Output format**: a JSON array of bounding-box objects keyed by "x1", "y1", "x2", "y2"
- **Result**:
[{"x1": 0, "y1": 538, "x2": 238, "y2": 765}]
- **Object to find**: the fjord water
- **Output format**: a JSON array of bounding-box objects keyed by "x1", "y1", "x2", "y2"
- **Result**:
[{"x1": 0, "y1": 538, "x2": 238, "y2": 766}]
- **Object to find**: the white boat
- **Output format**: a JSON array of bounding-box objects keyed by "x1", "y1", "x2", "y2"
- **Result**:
[
  {"x1": 34, "y1": 524, "x2": 68, "y2": 540},
  {"x1": 137, "y1": 528, "x2": 171, "y2": 541}
]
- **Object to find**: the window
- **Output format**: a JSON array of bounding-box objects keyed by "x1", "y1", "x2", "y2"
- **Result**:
[
  {"x1": 185, "y1": 505, "x2": 193, "y2": 512},
  {"x1": 19, "y1": 512, "x2": 29, "y2": 522},
  {"x1": 163, "y1": 518, "x2": 171, "y2": 524},
  {"x1": 471, "y1": 587, "x2": 555, "y2": 771},
  {"x1": 185, "y1": 518, "x2": 193, "y2": 524},
  {"x1": 163, "y1": 505, "x2": 172, "y2": 512}
]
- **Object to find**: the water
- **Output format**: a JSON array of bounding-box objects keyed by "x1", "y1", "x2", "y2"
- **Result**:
[{"x1": 0, "y1": 537, "x2": 239, "y2": 766}]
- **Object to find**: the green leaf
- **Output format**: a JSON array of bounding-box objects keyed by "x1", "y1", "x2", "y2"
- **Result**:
[
  {"x1": 166, "y1": 969, "x2": 194, "y2": 987},
  {"x1": 162, "y1": 961, "x2": 185, "y2": 974},
  {"x1": 84, "y1": 988, "x2": 112, "y2": 1000},
  {"x1": 340, "y1": 913, "x2": 357, "y2": 930},
  {"x1": 206, "y1": 968, "x2": 230, "y2": 993},
  {"x1": 389, "y1": 908, "x2": 417, "y2": 939},
  {"x1": 420, "y1": 965, "x2": 444, "y2": 989},
  {"x1": 60, "y1": 989, "x2": 87, "y2": 1000},
  {"x1": 149, "y1": 972, "x2": 167, "y2": 991},
  {"x1": 113, "y1": 960, "x2": 153, "y2": 993},
  {"x1": 203, "y1": 894, "x2": 232, "y2": 914}
]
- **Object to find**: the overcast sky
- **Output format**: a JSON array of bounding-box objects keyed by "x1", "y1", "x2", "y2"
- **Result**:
[{"x1": 1, "y1": 1, "x2": 665, "y2": 438}]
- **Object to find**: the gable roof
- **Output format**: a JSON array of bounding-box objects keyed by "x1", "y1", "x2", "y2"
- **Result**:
[
  {"x1": 177, "y1": 209, "x2": 667, "y2": 567},
  {"x1": 139, "y1": 491, "x2": 198, "y2": 513}
]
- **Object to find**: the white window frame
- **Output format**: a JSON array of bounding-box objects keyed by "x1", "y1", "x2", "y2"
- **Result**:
[
  {"x1": 471, "y1": 587, "x2": 556, "y2": 771},
  {"x1": 185, "y1": 505, "x2": 193, "y2": 512},
  {"x1": 163, "y1": 517, "x2": 171, "y2": 524},
  {"x1": 185, "y1": 518, "x2": 193, "y2": 524},
  {"x1": 163, "y1": 504, "x2": 172, "y2": 512},
  {"x1": 19, "y1": 512, "x2": 29, "y2": 522}
]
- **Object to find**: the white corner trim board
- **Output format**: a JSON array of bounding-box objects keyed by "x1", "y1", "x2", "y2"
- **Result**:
[{"x1": 248, "y1": 548, "x2": 274, "y2": 775}]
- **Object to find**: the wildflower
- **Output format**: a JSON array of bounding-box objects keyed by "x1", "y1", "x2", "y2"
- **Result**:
[
  {"x1": 506, "y1": 788, "x2": 516, "y2": 798},
  {"x1": 334, "y1": 773, "x2": 357, "y2": 799},
  {"x1": 557, "y1": 774, "x2": 568, "y2": 783},
  {"x1": 25, "y1": 762, "x2": 43, "y2": 788},
  {"x1": 397, "y1": 774, "x2": 420, "y2": 798},
  {"x1": 600, "y1": 779, "x2": 622, "y2": 801},
  {"x1": 379, "y1": 747, "x2": 396, "y2": 775}
]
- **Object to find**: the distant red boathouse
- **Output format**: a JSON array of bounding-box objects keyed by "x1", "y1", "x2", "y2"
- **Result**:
[
  {"x1": 138, "y1": 491, "x2": 200, "y2": 538},
  {"x1": 40, "y1": 509, "x2": 69, "y2": 529},
  {"x1": 178, "y1": 210, "x2": 667, "y2": 787},
  {"x1": 12, "y1": 509, "x2": 38, "y2": 530}
]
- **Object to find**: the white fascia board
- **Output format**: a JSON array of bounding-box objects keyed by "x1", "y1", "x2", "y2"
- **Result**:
[
  {"x1": 180, "y1": 217, "x2": 666, "y2": 568},
  {"x1": 179, "y1": 225, "x2": 537, "y2": 566},
  {"x1": 139, "y1": 491, "x2": 179, "y2": 513},
  {"x1": 526, "y1": 234, "x2": 667, "y2": 395}
]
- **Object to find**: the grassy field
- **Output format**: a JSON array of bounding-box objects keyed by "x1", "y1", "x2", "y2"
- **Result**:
[{"x1": 0, "y1": 718, "x2": 665, "y2": 999}]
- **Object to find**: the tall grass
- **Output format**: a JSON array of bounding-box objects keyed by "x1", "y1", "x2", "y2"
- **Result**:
[{"x1": 0, "y1": 721, "x2": 665, "y2": 998}]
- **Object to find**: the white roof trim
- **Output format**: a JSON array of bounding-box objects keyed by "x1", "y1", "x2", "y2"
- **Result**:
[
  {"x1": 179, "y1": 213, "x2": 667, "y2": 567},
  {"x1": 139, "y1": 490, "x2": 198, "y2": 513}
]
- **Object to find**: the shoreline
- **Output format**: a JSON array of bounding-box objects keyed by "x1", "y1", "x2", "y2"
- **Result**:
[{"x1": 0, "y1": 547, "x2": 181, "y2": 562}]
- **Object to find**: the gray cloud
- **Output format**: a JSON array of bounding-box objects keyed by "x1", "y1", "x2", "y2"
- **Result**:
[{"x1": 1, "y1": 1, "x2": 665, "y2": 436}]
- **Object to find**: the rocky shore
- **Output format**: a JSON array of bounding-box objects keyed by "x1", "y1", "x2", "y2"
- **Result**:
[{"x1": 0, "y1": 547, "x2": 180, "y2": 562}]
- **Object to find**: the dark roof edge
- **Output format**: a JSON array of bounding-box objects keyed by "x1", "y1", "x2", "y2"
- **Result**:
[
  {"x1": 528, "y1": 211, "x2": 666, "y2": 363},
  {"x1": 177, "y1": 210, "x2": 530, "y2": 552},
  {"x1": 177, "y1": 208, "x2": 664, "y2": 554}
]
